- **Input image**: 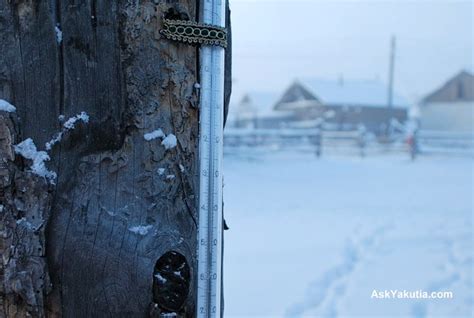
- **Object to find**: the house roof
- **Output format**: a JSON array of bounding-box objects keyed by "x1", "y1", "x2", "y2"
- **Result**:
[
  {"x1": 239, "y1": 92, "x2": 291, "y2": 118},
  {"x1": 275, "y1": 78, "x2": 410, "y2": 111},
  {"x1": 274, "y1": 82, "x2": 319, "y2": 106},
  {"x1": 299, "y1": 78, "x2": 411, "y2": 109},
  {"x1": 422, "y1": 70, "x2": 474, "y2": 104}
]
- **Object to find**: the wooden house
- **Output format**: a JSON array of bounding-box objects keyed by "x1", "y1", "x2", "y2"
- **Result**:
[
  {"x1": 419, "y1": 70, "x2": 473, "y2": 132},
  {"x1": 273, "y1": 79, "x2": 410, "y2": 134}
]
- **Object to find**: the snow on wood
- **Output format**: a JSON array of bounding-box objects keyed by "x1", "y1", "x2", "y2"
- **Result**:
[
  {"x1": 0, "y1": 99, "x2": 16, "y2": 112},
  {"x1": 63, "y1": 111, "x2": 89, "y2": 129},
  {"x1": 158, "y1": 168, "x2": 166, "y2": 175},
  {"x1": 46, "y1": 112, "x2": 90, "y2": 150},
  {"x1": 128, "y1": 225, "x2": 153, "y2": 236},
  {"x1": 1, "y1": 0, "x2": 208, "y2": 315},
  {"x1": 14, "y1": 138, "x2": 57, "y2": 182},
  {"x1": 1, "y1": 112, "x2": 53, "y2": 317},
  {"x1": 45, "y1": 132, "x2": 63, "y2": 151},
  {"x1": 55, "y1": 25, "x2": 63, "y2": 44},
  {"x1": 144, "y1": 129, "x2": 165, "y2": 141},
  {"x1": 161, "y1": 134, "x2": 177, "y2": 150},
  {"x1": 145, "y1": 129, "x2": 177, "y2": 150}
]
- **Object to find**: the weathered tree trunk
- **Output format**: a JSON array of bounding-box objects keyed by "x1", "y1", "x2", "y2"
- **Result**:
[{"x1": 0, "y1": 0, "x2": 230, "y2": 317}]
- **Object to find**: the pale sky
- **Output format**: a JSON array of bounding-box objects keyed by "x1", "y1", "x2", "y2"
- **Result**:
[{"x1": 229, "y1": 0, "x2": 473, "y2": 104}]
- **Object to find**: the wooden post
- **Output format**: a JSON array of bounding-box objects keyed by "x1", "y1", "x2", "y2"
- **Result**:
[
  {"x1": 358, "y1": 125, "x2": 367, "y2": 158},
  {"x1": 0, "y1": 1, "x2": 231, "y2": 316},
  {"x1": 409, "y1": 129, "x2": 419, "y2": 161}
]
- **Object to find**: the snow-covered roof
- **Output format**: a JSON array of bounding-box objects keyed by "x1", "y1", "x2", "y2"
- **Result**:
[
  {"x1": 242, "y1": 92, "x2": 279, "y2": 116},
  {"x1": 299, "y1": 78, "x2": 411, "y2": 109},
  {"x1": 234, "y1": 91, "x2": 294, "y2": 118},
  {"x1": 227, "y1": 91, "x2": 290, "y2": 124}
]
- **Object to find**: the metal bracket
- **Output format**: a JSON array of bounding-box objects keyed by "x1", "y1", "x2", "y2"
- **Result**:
[{"x1": 160, "y1": 19, "x2": 227, "y2": 48}]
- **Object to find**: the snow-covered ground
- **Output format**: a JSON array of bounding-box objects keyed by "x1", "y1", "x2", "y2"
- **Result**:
[{"x1": 223, "y1": 150, "x2": 473, "y2": 318}]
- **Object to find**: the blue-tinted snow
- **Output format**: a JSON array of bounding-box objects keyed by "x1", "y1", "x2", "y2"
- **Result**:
[
  {"x1": 161, "y1": 134, "x2": 177, "y2": 150},
  {"x1": 14, "y1": 138, "x2": 57, "y2": 182},
  {"x1": 0, "y1": 99, "x2": 16, "y2": 112},
  {"x1": 128, "y1": 225, "x2": 153, "y2": 236},
  {"x1": 223, "y1": 151, "x2": 472, "y2": 317}
]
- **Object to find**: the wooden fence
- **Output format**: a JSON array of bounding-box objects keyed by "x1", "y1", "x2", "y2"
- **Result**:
[{"x1": 224, "y1": 128, "x2": 474, "y2": 158}]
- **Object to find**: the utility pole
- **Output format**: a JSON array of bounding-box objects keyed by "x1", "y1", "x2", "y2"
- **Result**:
[
  {"x1": 0, "y1": 0, "x2": 231, "y2": 316},
  {"x1": 387, "y1": 35, "x2": 396, "y2": 108}
]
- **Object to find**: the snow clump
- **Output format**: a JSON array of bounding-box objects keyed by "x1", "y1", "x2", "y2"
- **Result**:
[
  {"x1": 144, "y1": 129, "x2": 165, "y2": 141},
  {"x1": 46, "y1": 112, "x2": 90, "y2": 150},
  {"x1": 128, "y1": 225, "x2": 153, "y2": 236},
  {"x1": 0, "y1": 99, "x2": 16, "y2": 112},
  {"x1": 161, "y1": 134, "x2": 177, "y2": 150},
  {"x1": 144, "y1": 129, "x2": 177, "y2": 150},
  {"x1": 14, "y1": 138, "x2": 57, "y2": 182}
]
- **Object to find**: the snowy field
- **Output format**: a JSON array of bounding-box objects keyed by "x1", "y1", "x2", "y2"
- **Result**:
[{"x1": 223, "y1": 150, "x2": 473, "y2": 318}]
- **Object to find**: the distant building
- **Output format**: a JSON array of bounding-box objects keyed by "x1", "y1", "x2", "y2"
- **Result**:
[
  {"x1": 230, "y1": 78, "x2": 411, "y2": 134},
  {"x1": 274, "y1": 78, "x2": 410, "y2": 134},
  {"x1": 419, "y1": 70, "x2": 473, "y2": 132},
  {"x1": 230, "y1": 92, "x2": 294, "y2": 129}
]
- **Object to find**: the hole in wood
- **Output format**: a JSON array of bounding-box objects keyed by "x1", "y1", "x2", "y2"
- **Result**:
[
  {"x1": 153, "y1": 251, "x2": 190, "y2": 313},
  {"x1": 164, "y1": 7, "x2": 190, "y2": 21}
]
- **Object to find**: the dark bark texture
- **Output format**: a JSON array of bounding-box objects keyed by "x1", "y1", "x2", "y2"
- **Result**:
[
  {"x1": 0, "y1": 0, "x2": 231, "y2": 316},
  {"x1": 0, "y1": 112, "x2": 54, "y2": 317}
]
